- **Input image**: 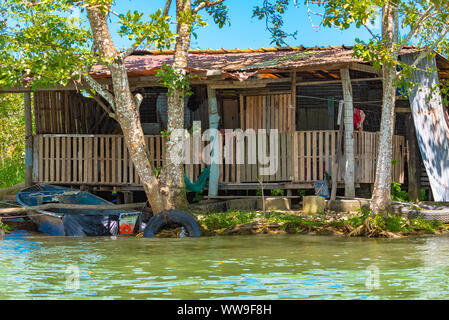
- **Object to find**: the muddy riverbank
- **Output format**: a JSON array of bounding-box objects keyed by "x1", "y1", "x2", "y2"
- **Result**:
[{"x1": 3, "y1": 205, "x2": 449, "y2": 239}]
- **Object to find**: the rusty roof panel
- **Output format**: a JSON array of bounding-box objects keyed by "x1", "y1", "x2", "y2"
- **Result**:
[{"x1": 90, "y1": 46, "x2": 423, "y2": 81}]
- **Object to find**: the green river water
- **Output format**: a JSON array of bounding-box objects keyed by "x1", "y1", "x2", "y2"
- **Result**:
[{"x1": 1, "y1": 231, "x2": 449, "y2": 299}]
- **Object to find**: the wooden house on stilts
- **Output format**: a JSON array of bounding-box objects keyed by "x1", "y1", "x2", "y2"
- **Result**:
[{"x1": 5, "y1": 45, "x2": 449, "y2": 203}]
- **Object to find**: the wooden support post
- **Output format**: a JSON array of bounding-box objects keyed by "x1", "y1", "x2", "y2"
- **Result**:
[
  {"x1": 121, "y1": 191, "x2": 134, "y2": 204},
  {"x1": 406, "y1": 113, "x2": 421, "y2": 202},
  {"x1": 331, "y1": 102, "x2": 344, "y2": 200},
  {"x1": 291, "y1": 70, "x2": 297, "y2": 132},
  {"x1": 207, "y1": 86, "x2": 220, "y2": 196},
  {"x1": 24, "y1": 92, "x2": 33, "y2": 187},
  {"x1": 327, "y1": 96, "x2": 335, "y2": 130},
  {"x1": 340, "y1": 68, "x2": 355, "y2": 197}
]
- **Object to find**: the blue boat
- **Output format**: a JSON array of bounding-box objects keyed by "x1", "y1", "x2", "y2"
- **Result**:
[{"x1": 16, "y1": 184, "x2": 141, "y2": 236}]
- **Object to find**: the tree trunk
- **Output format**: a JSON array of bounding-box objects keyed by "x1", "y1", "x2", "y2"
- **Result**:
[
  {"x1": 370, "y1": 3, "x2": 398, "y2": 213},
  {"x1": 86, "y1": 6, "x2": 165, "y2": 214},
  {"x1": 158, "y1": 0, "x2": 192, "y2": 210},
  {"x1": 340, "y1": 68, "x2": 355, "y2": 197}
]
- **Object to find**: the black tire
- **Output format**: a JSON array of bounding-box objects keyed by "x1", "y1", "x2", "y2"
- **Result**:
[{"x1": 143, "y1": 210, "x2": 201, "y2": 238}]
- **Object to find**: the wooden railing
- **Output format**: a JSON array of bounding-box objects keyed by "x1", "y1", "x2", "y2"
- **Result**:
[{"x1": 33, "y1": 131, "x2": 406, "y2": 186}]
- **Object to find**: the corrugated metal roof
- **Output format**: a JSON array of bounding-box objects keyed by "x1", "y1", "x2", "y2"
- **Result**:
[{"x1": 90, "y1": 46, "x2": 422, "y2": 81}]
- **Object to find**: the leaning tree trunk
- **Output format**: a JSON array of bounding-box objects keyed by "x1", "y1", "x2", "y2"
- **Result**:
[
  {"x1": 158, "y1": 0, "x2": 192, "y2": 211},
  {"x1": 86, "y1": 7, "x2": 165, "y2": 214}
]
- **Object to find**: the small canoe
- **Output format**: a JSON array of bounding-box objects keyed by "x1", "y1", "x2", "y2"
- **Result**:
[{"x1": 16, "y1": 184, "x2": 141, "y2": 236}]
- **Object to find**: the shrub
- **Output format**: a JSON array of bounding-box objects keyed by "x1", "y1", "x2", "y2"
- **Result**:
[
  {"x1": 270, "y1": 189, "x2": 284, "y2": 196},
  {"x1": 391, "y1": 182, "x2": 409, "y2": 202}
]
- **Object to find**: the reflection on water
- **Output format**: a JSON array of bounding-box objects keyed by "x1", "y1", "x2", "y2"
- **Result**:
[{"x1": 1, "y1": 231, "x2": 449, "y2": 299}]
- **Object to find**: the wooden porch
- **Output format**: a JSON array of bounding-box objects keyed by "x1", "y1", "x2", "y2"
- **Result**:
[{"x1": 33, "y1": 131, "x2": 406, "y2": 190}]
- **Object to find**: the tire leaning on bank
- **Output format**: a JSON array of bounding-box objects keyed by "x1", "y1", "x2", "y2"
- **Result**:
[
  {"x1": 143, "y1": 209, "x2": 201, "y2": 238},
  {"x1": 408, "y1": 209, "x2": 449, "y2": 223}
]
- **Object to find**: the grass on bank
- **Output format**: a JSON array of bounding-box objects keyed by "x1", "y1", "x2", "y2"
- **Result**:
[{"x1": 195, "y1": 207, "x2": 446, "y2": 237}]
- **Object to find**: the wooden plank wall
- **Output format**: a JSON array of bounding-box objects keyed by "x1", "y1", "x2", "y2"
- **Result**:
[
  {"x1": 34, "y1": 91, "x2": 120, "y2": 135},
  {"x1": 35, "y1": 132, "x2": 406, "y2": 186},
  {"x1": 37, "y1": 135, "x2": 165, "y2": 185},
  {"x1": 293, "y1": 131, "x2": 337, "y2": 182},
  {"x1": 242, "y1": 94, "x2": 295, "y2": 133}
]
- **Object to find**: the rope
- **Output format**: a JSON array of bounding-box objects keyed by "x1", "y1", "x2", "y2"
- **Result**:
[
  {"x1": 296, "y1": 94, "x2": 383, "y2": 105},
  {"x1": 0, "y1": 200, "x2": 22, "y2": 208},
  {"x1": 0, "y1": 212, "x2": 50, "y2": 219}
]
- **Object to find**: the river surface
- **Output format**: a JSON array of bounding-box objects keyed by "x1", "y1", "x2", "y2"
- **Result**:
[{"x1": 1, "y1": 231, "x2": 449, "y2": 299}]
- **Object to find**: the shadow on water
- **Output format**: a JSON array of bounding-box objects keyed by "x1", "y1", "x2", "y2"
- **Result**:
[{"x1": 1, "y1": 230, "x2": 449, "y2": 299}]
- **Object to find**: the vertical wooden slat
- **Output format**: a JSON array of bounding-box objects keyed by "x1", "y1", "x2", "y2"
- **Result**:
[
  {"x1": 286, "y1": 133, "x2": 292, "y2": 180},
  {"x1": 52, "y1": 92, "x2": 58, "y2": 134},
  {"x1": 325, "y1": 131, "x2": 330, "y2": 178},
  {"x1": 283, "y1": 94, "x2": 288, "y2": 133},
  {"x1": 330, "y1": 131, "x2": 332, "y2": 181},
  {"x1": 93, "y1": 137, "x2": 98, "y2": 183},
  {"x1": 41, "y1": 92, "x2": 47, "y2": 133},
  {"x1": 117, "y1": 137, "x2": 123, "y2": 184},
  {"x1": 49, "y1": 137, "x2": 55, "y2": 182},
  {"x1": 38, "y1": 135, "x2": 44, "y2": 182},
  {"x1": 87, "y1": 137, "x2": 93, "y2": 184},
  {"x1": 34, "y1": 92, "x2": 40, "y2": 134},
  {"x1": 261, "y1": 96, "x2": 267, "y2": 129},
  {"x1": 299, "y1": 132, "x2": 305, "y2": 181},
  {"x1": 279, "y1": 95, "x2": 283, "y2": 133},
  {"x1": 66, "y1": 137, "x2": 71, "y2": 183},
  {"x1": 78, "y1": 137, "x2": 83, "y2": 183},
  {"x1": 82, "y1": 138, "x2": 87, "y2": 183},
  {"x1": 306, "y1": 131, "x2": 311, "y2": 181},
  {"x1": 293, "y1": 132, "x2": 299, "y2": 181},
  {"x1": 240, "y1": 95, "x2": 245, "y2": 131},
  {"x1": 105, "y1": 136, "x2": 110, "y2": 183},
  {"x1": 55, "y1": 137, "x2": 60, "y2": 182},
  {"x1": 274, "y1": 95, "x2": 279, "y2": 131},
  {"x1": 236, "y1": 132, "x2": 241, "y2": 183},
  {"x1": 319, "y1": 132, "x2": 324, "y2": 180},
  {"x1": 112, "y1": 137, "x2": 116, "y2": 184},
  {"x1": 61, "y1": 137, "x2": 66, "y2": 183},
  {"x1": 312, "y1": 131, "x2": 317, "y2": 181},
  {"x1": 71, "y1": 137, "x2": 77, "y2": 183},
  {"x1": 100, "y1": 137, "x2": 105, "y2": 183}
]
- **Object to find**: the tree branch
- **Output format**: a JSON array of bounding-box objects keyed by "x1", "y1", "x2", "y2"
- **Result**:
[
  {"x1": 397, "y1": 4, "x2": 435, "y2": 52},
  {"x1": 135, "y1": 93, "x2": 143, "y2": 109},
  {"x1": 84, "y1": 86, "x2": 117, "y2": 120},
  {"x1": 120, "y1": 43, "x2": 141, "y2": 59},
  {"x1": 397, "y1": 20, "x2": 449, "y2": 78},
  {"x1": 394, "y1": 8, "x2": 399, "y2": 44},
  {"x1": 82, "y1": 73, "x2": 116, "y2": 111},
  {"x1": 410, "y1": 23, "x2": 449, "y2": 69},
  {"x1": 193, "y1": 0, "x2": 225, "y2": 13},
  {"x1": 364, "y1": 23, "x2": 380, "y2": 41},
  {"x1": 163, "y1": 0, "x2": 172, "y2": 16}
]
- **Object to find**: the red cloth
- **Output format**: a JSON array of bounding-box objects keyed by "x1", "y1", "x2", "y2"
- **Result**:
[{"x1": 353, "y1": 108, "x2": 365, "y2": 130}]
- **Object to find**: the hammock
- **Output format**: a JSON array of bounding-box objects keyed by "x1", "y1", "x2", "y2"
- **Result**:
[{"x1": 184, "y1": 167, "x2": 210, "y2": 192}]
